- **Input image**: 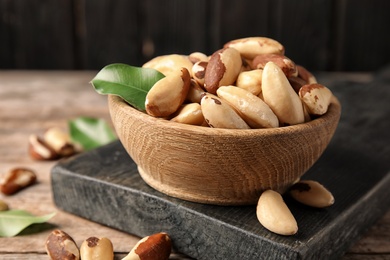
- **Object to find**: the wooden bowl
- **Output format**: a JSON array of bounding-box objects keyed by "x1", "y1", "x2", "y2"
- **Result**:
[{"x1": 108, "y1": 95, "x2": 341, "y2": 205}]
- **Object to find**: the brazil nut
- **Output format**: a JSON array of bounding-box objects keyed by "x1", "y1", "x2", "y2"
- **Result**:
[
  {"x1": 201, "y1": 93, "x2": 250, "y2": 129},
  {"x1": 224, "y1": 37, "x2": 285, "y2": 59},
  {"x1": 145, "y1": 68, "x2": 191, "y2": 117},
  {"x1": 204, "y1": 47, "x2": 242, "y2": 94}
]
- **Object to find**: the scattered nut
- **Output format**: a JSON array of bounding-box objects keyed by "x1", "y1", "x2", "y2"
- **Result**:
[
  {"x1": 256, "y1": 190, "x2": 298, "y2": 236},
  {"x1": 224, "y1": 36, "x2": 285, "y2": 59},
  {"x1": 44, "y1": 127, "x2": 77, "y2": 157},
  {"x1": 45, "y1": 229, "x2": 80, "y2": 260},
  {"x1": 262, "y1": 61, "x2": 305, "y2": 126},
  {"x1": 201, "y1": 93, "x2": 250, "y2": 129},
  {"x1": 204, "y1": 47, "x2": 242, "y2": 94},
  {"x1": 145, "y1": 67, "x2": 191, "y2": 117},
  {"x1": 28, "y1": 134, "x2": 59, "y2": 160},
  {"x1": 0, "y1": 168, "x2": 37, "y2": 195},
  {"x1": 289, "y1": 180, "x2": 334, "y2": 208},
  {"x1": 217, "y1": 86, "x2": 279, "y2": 128},
  {"x1": 122, "y1": 232, "x2": 172, "y2": 260},
  {"x1": 80, "y1": 237, "x2": 114, "y2": 260},
  {"x1": 299, "y1": 83, "x2": 333, "y2": 116},
  {"x1": 0, "y1": 199, "x2": 9, "y2": 211}
]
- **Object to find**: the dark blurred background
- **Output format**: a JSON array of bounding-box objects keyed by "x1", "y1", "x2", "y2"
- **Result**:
[{"x1": 1, "y1": 0, "x2": 389, "y2": 72}]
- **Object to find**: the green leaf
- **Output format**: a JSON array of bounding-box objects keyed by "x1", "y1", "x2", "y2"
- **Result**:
[
  {"x1": 0, "y1": 210, "x2": 56, "y2": 237},
  {"x1": 91, "y1": 63, "x2": 165, "y2": 111},
  {"x1": 69, "y1": 117, "x2": 117, "y2": 151}
]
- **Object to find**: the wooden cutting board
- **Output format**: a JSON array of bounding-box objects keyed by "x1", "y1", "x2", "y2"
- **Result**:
[{"x1": 51, "y1": 72, "x2": 390, "y2": 259}]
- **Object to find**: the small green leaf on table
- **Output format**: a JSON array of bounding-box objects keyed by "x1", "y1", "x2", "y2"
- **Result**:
[
  {"x1": 69, "y1": 117, "x2": 117, "y2": 151},
  {"x1": 0, "y1": 210, "x2": 56, "y2": 237},
  {"x1": 90, "y1": 63, "x2": 165, "y2": 111}
]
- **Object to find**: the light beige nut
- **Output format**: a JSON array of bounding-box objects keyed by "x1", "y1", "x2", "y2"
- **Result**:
[
  {"x1": 28, "y1": 134, "x2": 59, "y2": 160},
  {"x1": 262, "y1": 61, "x2": 305, "y2": 126},
  {"x1": 145, "y1": 67, "x2": 191, "y2": 117},
  {"x1": 201, "y1": 93, "x2": 250, "y2": 129},
  {"x1": 224, "y1": 37, "x2": 285, "y2": 59},
  {"x1": 0, "y1": 168, "x2": 37, "y2": 195},
  {"x1": 289, "y1": 180, "x2": 334, "y2": 208},
  {"x1": 217, "y1": 86, "x2": 279, "y2": 128},
  {"x1": 191, "y1": 61, "x2": 208, "y2": 86},
  {"x1": 122, "y1": 232, "x2": 172, "y2": 260},
  {"x1": 188, "y1": 51, "x2": 209, "y2": 64},
  {"x1": 297, "y1": 65, "x2": 317, "y2": 84},
  {"x1": 256, "y1": 190, "x2": 298, "y2": 236},
  {"x1": 252, "y1": 53, "x2": 298, "y2": 77},
  {"x1": 204, "y1": 47, "x2": 242, "y2": 94},
  {"x1": 186, "y1": 79, "x2": 206, "y2": 104},
  {"x1": 142, "y1": 54, "x2": 193, "y2": 77},
  {"x1": 44, "y1": 127, "x2": 77, "y2": 157},
  {"x1": 170, "y1": 103, "x2": 205, "y2": 126},
  {"x1": 0, "y1": 199, "x2": 9, "y2": 211},
  {"x1": 45, "y1": 229, "x2": 80, "y2": 260},
  {"x1": 236, "y1": 69, "x2": 263, "y2": 96},
  {"x1": 80, "y1": 237, "x2": 114, "y2": 260},
  {"x1": 299, "y1": 83, "x2": 333, "y2": 116}
]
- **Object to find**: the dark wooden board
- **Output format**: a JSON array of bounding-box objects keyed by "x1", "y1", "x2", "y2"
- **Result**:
[{"x1": 51, "y1": 70, "x2": 390, "y2": 259}]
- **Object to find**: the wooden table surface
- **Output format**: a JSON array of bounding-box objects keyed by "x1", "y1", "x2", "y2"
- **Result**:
[{"x1": 0, "y1": 70, "x2": 389, "y2": 259}]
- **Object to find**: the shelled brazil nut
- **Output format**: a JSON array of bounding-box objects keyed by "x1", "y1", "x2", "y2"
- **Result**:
[{"x1": 141, "y1": 36, "x2": 333, "y2": 128}]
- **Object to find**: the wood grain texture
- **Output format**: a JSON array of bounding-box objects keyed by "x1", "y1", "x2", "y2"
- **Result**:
[
  {"x1": 0, "y1": 70, "x2": 389, "y2": 259},
  {"x1": 108, "y1": 94, "x2": 341, "y2": 205},
  {"x1": 0, "y1": 0, "x2": 75, "y2": 69},
  {"x1": 1, "y1": 0, "x2": 389, "y2": 71}
]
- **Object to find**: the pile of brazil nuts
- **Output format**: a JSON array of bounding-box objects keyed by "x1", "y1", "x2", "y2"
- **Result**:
[{"x1": 142, "y1": 36, "x2": 333, "y2": 128}]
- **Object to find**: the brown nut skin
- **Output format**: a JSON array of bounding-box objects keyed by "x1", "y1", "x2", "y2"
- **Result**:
[
  {"x1": 204, "y1": 47, "x2": 242, "y2": 94},
  {"x1": 252, "y1": 53, "x2": 298, "y2": 77},
  {"x1": 28, "y1": 134, "x2": 59, "y2": 160},
  {"x1": 45, "y1": 229, "x2": 80, "y2": 260},
  {"x1": 0, "y1": 168, "x2": 37, "y2": 195},
  {"x1": 191, "y1": 61, "x2": 208, "y2": 86},
  {"x1": 122, "y1": 232, "x2": 172, "y2": 260},
  {"x1": 145, "y1": 67, "x2": 191, "y2": 117}
]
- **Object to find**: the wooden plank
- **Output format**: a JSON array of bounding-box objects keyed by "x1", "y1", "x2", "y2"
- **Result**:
[
  {"x1": 268, "y1": 0, "x2": 332, "y2": 71},
  {"x1": 139, "y1": 0, "x2": 209, "y2": 60},
  {"x1": 51, "y1": 69, "x2": 390, "y2": 259},
  {"x1": 333, "y1": 0, "x2": 390, "y2": 71},
  {"x1": 81, "y1": 0, "x2": 142, "y2": 69},
  {"x1": 0, "y1": 0, "x2": 75, "y2": 69}
]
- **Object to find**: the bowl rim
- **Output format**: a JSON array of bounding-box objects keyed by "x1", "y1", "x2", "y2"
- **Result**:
[{"x1": 108, "y1": 94, "x2": 341, "y2": 137}]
